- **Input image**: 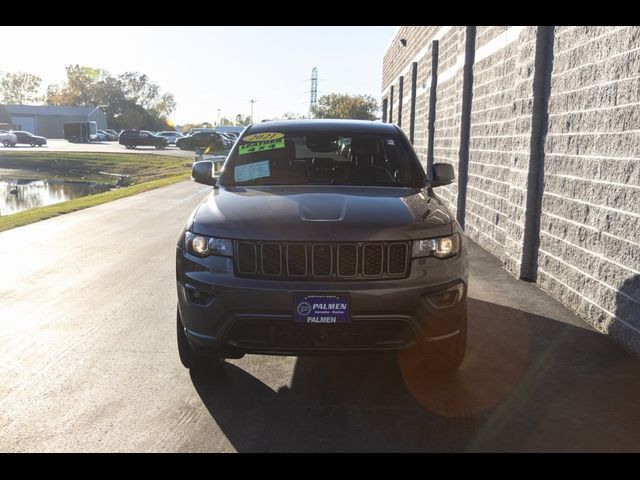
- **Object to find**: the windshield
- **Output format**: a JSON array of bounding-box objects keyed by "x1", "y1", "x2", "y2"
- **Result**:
[{"x1": 220, "y1": 131, "x2": 425, "y2": 188}]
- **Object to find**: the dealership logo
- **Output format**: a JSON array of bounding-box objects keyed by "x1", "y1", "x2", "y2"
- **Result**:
[{"x1": 297, "y1": 301, "x2": 312, "y2": 316}]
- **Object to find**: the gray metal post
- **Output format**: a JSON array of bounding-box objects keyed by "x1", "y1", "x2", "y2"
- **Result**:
[
  {"x1": 426, "y1": 40, "x2": 439, "y2": 175},
  {"x1": 389, "y1": 85, "x2": 394, "y2": 124},
  {"x1": 456, "y1": 26, "x2": 476, "y2": 229},
  {"x1": 409, "y1": 62, "x2": 418, "y2": 143},
  {"x1": 397, "y1": 76, "x2": 404, "y2": 128},
  {"x1": 520, "y1": 26, "x2": 555, "y2": 282}
]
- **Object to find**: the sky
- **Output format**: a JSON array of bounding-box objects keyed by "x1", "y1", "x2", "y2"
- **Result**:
[{"x1": 0, "y1": 26, "x2": 397, "y2": 125}]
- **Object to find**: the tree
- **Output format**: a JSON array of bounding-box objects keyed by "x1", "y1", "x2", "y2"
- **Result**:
[
  {"x1": 235, "y1": 114, "x2": 252, "y2": 126},
  {"x1": 273, "y1": 112, "x2": 307, "y2": 120},
  {"x1": 312, "y1": 93, "x2": 379, "y2": 120},
  {"x1": 0, "y1": 72, "x2": 42, "y2": 104},
  {"x1": 45, "y1": 65, "x2": 176, "y2": 130}
]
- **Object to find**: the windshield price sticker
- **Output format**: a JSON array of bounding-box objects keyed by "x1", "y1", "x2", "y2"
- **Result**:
[
  {"x1": 239, "y1": 137, "x2": 285, "y2": 155},
  {"x1": 242, "y1": 132, "x2": 285, "y2": 142},
  {"x1": 234, "y1": 160, "x2": 271, "y2": 182}
]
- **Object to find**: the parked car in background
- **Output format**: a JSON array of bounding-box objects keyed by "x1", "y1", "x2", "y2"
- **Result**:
[
  {"x1": 177, "y1": 119, "x2": 468, "y2": 373},
  {"x1": 105, "y1": 129, "x2": 120, "y2": 138},
  {"x1": 219, "y1": 132, "x2": 236, "y2": 142},
  {"x1": 175, "y1": 131, "x2": 231, "y2": 151},
  {"x1": 187, "y1": 127, "x2": 216, "y2": 136},
  {"x1": 156, "y1": 131, "x2": 184, "y2": 145},
  {"x1": 0, "y1": 130, "x2": 18, "y2": 147},
  {"x1": 118, "y1": 129, "x2": 169, "y2": 149},
  {"x1": 10, "y1": 131, "x2": 47, "y2": 147},
  {"x1": 98, "y1": 130, "x2": 118, "y2": 141}
]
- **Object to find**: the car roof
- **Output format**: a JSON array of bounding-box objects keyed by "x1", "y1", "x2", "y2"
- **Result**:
[{"x1": 243, "y1": 119, "x2": 396, "y2": 135}]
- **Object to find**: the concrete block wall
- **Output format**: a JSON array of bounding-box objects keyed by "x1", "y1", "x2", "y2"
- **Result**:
[
  {"x1": 537, "y1": 26, "x2": 640, "y2": 352},
  {"x1": 431, "y1": 28, "x2": 466, "y2": 221},
  {"x1": 466, "y1": 26, "x2": 535, "y2": 264},
  {"x1": 382, "y1": 26, "x2": 640, "y2": 353}
]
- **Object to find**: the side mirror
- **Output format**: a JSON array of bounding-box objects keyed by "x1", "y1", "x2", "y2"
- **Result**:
[
  {"x1": 431, "y1": 163, "x2": 455, "y2": 187},
  {"x1": 192, "y1": 160, "x2": 217, "y2": 186}
]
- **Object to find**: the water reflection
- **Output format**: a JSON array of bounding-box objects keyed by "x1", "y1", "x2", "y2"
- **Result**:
[{"x1": 0, "y1": 178, "x2": 111, "y2": 216}]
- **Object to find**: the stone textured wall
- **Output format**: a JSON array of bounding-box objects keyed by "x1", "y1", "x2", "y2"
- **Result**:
[
  {"x1": 382, "y1": 26, "x2": 640, "y2": 353},
  {"x1": 466, "y1": 26, "x2": 534, "y2": 264},
  {"x1": 431, "y1": 28, "x2": 466, "y2": 221},
  {"x1": 537, "y1": 26, "x2": 640, "y2": 352}
]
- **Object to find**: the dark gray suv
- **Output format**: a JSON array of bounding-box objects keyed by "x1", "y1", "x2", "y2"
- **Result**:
[{"x1": 176, "y1": 120, "x2": 468, "y2": 372}]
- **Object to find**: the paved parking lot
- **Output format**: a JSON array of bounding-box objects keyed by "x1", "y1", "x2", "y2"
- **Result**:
[
  {"x1": 2, "y1": 139, "x2": 194, "y2": 157},
  {"x1": 1, "y1": 180, "x2": 639, "y2": 452}
]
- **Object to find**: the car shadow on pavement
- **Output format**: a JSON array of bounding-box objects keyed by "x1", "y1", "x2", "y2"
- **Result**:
[{"x1": 190, "y1": 297, "x2": 640, "y2": 452}]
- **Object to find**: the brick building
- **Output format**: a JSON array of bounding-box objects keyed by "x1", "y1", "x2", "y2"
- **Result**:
[{"x1": 382, "y1": 26, "x2": 639, "y2": 352}]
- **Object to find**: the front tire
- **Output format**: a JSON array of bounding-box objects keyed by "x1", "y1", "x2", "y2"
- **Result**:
[{"x1": 177, "y1": 307, "x2": 224, "y2": 372}]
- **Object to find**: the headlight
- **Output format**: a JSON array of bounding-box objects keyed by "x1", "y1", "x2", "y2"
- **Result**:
[
  {"x1": 412, "y1": 233, "x2": 460, "y2": 259},
  {"x1": 184, "y1": 231, "x2": 233, "y2": 257}
]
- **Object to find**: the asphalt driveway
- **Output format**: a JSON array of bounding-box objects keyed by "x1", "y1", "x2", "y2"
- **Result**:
[{"x1": 0, "y1": 180, "x2": 638, "y2": 452}]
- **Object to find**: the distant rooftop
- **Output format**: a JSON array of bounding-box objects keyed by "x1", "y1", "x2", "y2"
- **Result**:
[{"x1": 1, "y1": 104, "x2": 101, "y2": 116}]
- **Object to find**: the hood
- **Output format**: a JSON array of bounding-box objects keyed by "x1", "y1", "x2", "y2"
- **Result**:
[{"x1": 190, "y1": 186, "x2": 453, "y2": 242}]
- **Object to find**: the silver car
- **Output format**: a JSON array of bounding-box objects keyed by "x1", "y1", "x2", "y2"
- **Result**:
[{"x1": 156, "y1": 131, "x2": 184, "y2": 145}]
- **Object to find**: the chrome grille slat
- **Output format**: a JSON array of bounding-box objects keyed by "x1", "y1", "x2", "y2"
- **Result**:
[{"x1": 235, "y1": 241, "x2": 409, "y2": 280}]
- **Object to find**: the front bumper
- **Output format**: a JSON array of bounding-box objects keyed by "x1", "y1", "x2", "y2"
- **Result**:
[{"x1": 176, "y1": 246, "x2": 468, "y2": 356}]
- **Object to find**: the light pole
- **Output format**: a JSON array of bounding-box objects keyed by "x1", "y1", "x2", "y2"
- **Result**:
[
  {"x1": 249, "y1": 99, "x2": 257, "y2": 123},
  {"x1": 217, "y1": 108, "x2": 221, "y2": 125}
]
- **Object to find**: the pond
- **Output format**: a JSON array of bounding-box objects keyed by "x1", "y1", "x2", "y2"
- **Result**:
[{"x1": 0, "y1": 177, "x2": 112, "y2": 216}]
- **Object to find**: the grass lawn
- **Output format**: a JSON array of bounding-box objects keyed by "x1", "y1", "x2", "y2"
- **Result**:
[
  {"x1": 0, "y1": 151, "x2": 191, "y2": 183},
  {"x1": 0, "y1": 151, "x2": 192, "y2": 232}
]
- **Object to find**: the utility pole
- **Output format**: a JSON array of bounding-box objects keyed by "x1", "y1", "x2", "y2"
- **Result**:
[
  {"x1": 217, "y1": 108, "x2": 221, "y2": 125},
  {"x1": 249, "y1": 99, "x2": 257, "y2": 123},
  {"x1": 309, "y1": 67, "x2": 318, "y2": 117}
]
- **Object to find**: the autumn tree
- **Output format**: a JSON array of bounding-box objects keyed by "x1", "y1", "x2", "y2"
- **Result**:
[
  {"x1": 0, "y1": 72, "x2": 42, "y2": 104},
  {"x1": 312, "y1": 93, "x2": 378, "y2": 120},
  {"x1": 45, "y1": 65, "x2": 176, "y2": 130}
]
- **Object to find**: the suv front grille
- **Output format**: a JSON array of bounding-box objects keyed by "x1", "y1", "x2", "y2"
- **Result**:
[{"x1": 234, "y1": 241, "x2": 410, "y2": 280}]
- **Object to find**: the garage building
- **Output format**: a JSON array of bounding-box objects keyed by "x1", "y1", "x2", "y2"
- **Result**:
[{"x1": 0, "y1": 104, "x2": 107, "y2": 138}]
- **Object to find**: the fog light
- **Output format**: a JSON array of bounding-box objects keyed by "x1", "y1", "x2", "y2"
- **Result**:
[
  {"x1": 426, "y1": 284, "x2": 464, "y2": 310},
  {"x1": 186, "y1": 287, "x2": 215, "y2": 306}
]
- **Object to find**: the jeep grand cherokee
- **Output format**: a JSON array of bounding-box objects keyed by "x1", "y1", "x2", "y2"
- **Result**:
[{"x1": 176, "y1": 120, "x2": 468, "y2": 372}]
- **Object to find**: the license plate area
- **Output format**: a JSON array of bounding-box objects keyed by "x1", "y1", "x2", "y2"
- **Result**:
[{"x1": 294, "y1": 294, "x2": 350, "y2": 324}]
